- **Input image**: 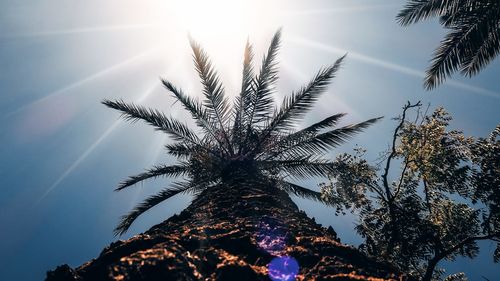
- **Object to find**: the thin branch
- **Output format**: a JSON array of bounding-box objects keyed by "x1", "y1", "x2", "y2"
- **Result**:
[
  {"x1": 382, "y1": 101, "x2": 421, "y2": 201},
  {"x1": 381, "y1": 100, "x2": 421, "y2": 254},
  {"x1": 367, "y1": 182, "x2": 389, "y2": 204},
  {"x1": 394, "y1": 159, "x2": 414, "y2": 199},
  {"x1": 423, "y1": 178, "x2": 433, "y2": 214}
]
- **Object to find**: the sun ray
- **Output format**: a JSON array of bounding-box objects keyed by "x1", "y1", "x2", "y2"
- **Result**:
[
  {"x1": 283, "y1": 4, "x2": 401, "y2": 16},
  {"x1": 35, "y1": 82, "x2": 162, "y2": 204},
  {"x1": 0, "y1": 24, "x2": 159, "y2": 39},
  {"x1": 289, "y1": 36, "x2": 500, "y2": 99},
  {"x1": 35, "y1": 120, "x2": 122, "y2": 205},
  {"x1": 5, "y1": 48, "x2": 160, "y2": 118}
]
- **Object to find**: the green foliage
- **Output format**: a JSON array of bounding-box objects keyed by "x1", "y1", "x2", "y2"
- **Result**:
[
  {"x1": 397, "y1": 0, "x2": 500, "y2": 89},
  {"x1": 321, "y1": 102, "x2": 500, "y2": 281},
  {"x1": 470, "y1": 125, "x2": 500, "y2": 262},
  {"x1": 103, "y1": 30, "x2": 380, "y2": 235},
  {"x1": 443, "y1": 272, "x2": 467, "y2": 281}
]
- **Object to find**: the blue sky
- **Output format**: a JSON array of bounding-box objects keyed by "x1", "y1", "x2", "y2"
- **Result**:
[{"x1": 1, "y1": 1, "x2": 499, "y2": 280}]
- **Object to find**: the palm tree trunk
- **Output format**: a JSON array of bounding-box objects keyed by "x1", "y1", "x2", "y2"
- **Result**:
[{"x1": 46, "y1": 179, "x2": 404, "y2": 281}]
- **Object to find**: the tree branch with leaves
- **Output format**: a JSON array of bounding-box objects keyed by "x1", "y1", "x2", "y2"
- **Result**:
[{"x1": 321, "y1": 102, "x2": 500, "y2": 281}]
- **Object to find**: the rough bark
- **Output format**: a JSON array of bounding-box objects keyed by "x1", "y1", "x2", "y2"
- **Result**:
[{"x1": 46, "y1": 180, "x2": 405, "y2": 281}]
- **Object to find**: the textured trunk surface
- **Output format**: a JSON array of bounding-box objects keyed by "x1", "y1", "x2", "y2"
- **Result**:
[{"x1": 46, "y1": 180, "x2": 404, "y2": 281}]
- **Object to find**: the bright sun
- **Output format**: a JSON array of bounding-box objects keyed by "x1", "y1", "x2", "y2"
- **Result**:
[
  {"x1": 158, "y1": 0, "x2": 282, "y2": 45},
  {"x1": 172, "y1": 0, "x2": 251, "y2": 38}
]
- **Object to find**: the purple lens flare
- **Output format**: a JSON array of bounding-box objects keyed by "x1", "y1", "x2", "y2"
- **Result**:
[
  {"x1": 268, "y1": 256, "x2": 299, "y2": 281},
  {"x1": 256, "y1": 218, "x2": 287, "y2": 255}
]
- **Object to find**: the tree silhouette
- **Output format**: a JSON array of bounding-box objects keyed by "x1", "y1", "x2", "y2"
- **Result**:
[
  {"x1": 397, "y1": 0, "x2": 500, "y2": 89},
  {"x1": 103, "y1": 29, "x2": 380, "y2": 235},
  {"x1": 321, "y1": 103, "x2": 500, "y2": 281}
]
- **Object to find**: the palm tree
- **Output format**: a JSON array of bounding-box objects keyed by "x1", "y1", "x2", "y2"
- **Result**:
[
  {"x1": 46, "y1": 30, "x2": 402, "y2": 281},
  {"x1": 397, "y1": 0, "x2": 500, "y2": 89},
  {"x1": 103, "y1": 29, "x2": 380, "y2": 236}
]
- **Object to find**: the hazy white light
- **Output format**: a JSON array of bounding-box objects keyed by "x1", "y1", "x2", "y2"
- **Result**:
[
  {"x1": 150, "y1": 0, "x2": 283, "y2": 97},
  {"x1": 172, "y1": 0, "x2": 251, "y2": 38},
  {"x1": 156, "y1": 0, "x2": 282, "y2": 45}
]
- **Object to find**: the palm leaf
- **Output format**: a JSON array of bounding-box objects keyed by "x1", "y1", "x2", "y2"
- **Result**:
[
  {"x1": 277, "y1": 180, "x2": 332, "y2": 205},
  {"x1": 262, "y1": 113, "x2": 347, "y2": 160},
  {"x1": 114, "y1": 182, "x2": 192, "y2": 236},
  {"x1": 162, "y1": 79, "x2": 229, "y2": 150},
  {"x1": 161, "y1": 79, "x2": 215, "y2": 132},
  {"x1": 245, "y1": 29, "x2": 282, "y2": 127},
  {"x1": 398, "y1": 0, "x2": 500, "y2": 88},
  {"x1": 460, "y1": 18, "x2": 500, "y2": 76},
  {"x1": 269, "y1": 55, "x2": 345, "y2": 132},
  {"x1": 438, "y1": 0, "x2": 484, "y2": 27},
  {"x1": 254, "y1": 55, "x2": 346, "y2": 155},
  {"x1": 164, "y1": 143, "x2": 196, "y2": 159},
  {"x1": 102, "y1": 99, "x2": 200, "y2": 145},
  {"x1": 233, "y1": 40, "x2": 255, "y2": 149},
  {"x1": 260, "y1": 158, "x2": 336, "y2": 179},
  {"x1": 424, "y1": 9, "x2": 497, "y2": 89},
  {"x1": 241, "y1": 39, "x2": 255, "y2": 111},
  {"x1": 397, "y1": 0, "x2": 466, "y2": 26},
  {"x1": 292, "y1": 113, "x2": 347, "y2": 135},
  {"x1": 190, "y1": 38, "x2": 233, "y2": 154},
  {"x1": 116, "y1": 164, "x2": 189, "y2": 191},
  {"x1": 280, "y1": 117, "x2": 382, "y2": 157}
]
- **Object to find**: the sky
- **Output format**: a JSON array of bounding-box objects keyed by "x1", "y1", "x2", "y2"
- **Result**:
[{"x1": 0, "y1": 1, "x2": 499, "y2": 280}]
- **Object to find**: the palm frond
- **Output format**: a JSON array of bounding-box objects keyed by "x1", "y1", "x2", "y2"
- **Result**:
[
  {"x1": 277, "y1": 179, "x2": 332, "y2": 205},
  {"x1": 102, "y1": 99, "x2": 200, "y2": 145},
  {"x1": 260, "y1": 113, "x2": 346, "y2": 160},
  {"x1": 241, "y1": 39, "x2": 255, "y2": 109},
  {"x1": 294, "y1": 113, "x2": 347, "y2": 135},
  {"x1": 424, "y1": 6, "x2": 500, "y2": 89},
  {"x1": 190, "y1": 38, "x2": 233, "y2": 154},
  {"x1": 424, "y1": 29, "x2": 466, "y2": 89},
  {"x1": 116, "y1": 164, "x2": 189, "y2": 191},
  {"x1": 280, "y1": 117, "x2": 382, "y2": 157},
  {"x1": 438, "y1": 0, "x2": 485, "y2": 27},
  {"x1": 398, "y1": 0, "x2": 500, "y2": 88},
  {"x1": 255, "y1": 55, "x2": 346, "y2": 153},
  {"x1": 460, "y1": 20, "x2": 500, "y2": 76},
  {"x1": 165, "y1": 143, "x2": 197, "y2": 159},
  {"x1": 396, "y1": 0, "x2": 466, "y2": 26},
  {"x1": 161, "y1": 79, "x2": 216, "y2": 132},
  {"x1": 233, "y1": 40, "x2": 255, "y2": 148},
  {"x1": 162, "y1": 79, "x2": 229, "y2": 150},
  {"x1": 245, "y1": 29, "x2": 282, "y2": 127},
  {"x1": 114, "y1": 182, "x2": 192, "y2": 236},
  {"x1": 270, "y1": 55, "x2": 345, "y2": 131},
  {"x1": 260, "y1": 158, "x2": 336, "y2": 179},
  {"x1": 269, "y1": 114, "x2": 347, "y2": 156}
]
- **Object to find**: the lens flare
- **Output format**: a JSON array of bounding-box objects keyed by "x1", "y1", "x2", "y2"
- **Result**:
[
  {"x1": 268, "y1": 256, "x2": 299, "y2": 281},
  {"x1": 256, "y1": 218, "x2": 288, "y2": 255}
]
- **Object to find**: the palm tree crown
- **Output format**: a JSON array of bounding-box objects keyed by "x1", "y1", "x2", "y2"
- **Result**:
[
  {"x1": 103, "y1": 29, "x2": 380, "y2": 235},
  {"x1": 397, "y1": 0, "x2": 500, "y2": 89}
]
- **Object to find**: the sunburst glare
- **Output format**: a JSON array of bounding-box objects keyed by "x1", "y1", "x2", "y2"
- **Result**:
[{"x1": 162, "y1": 0, "x2": 282, "y2": 41}]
